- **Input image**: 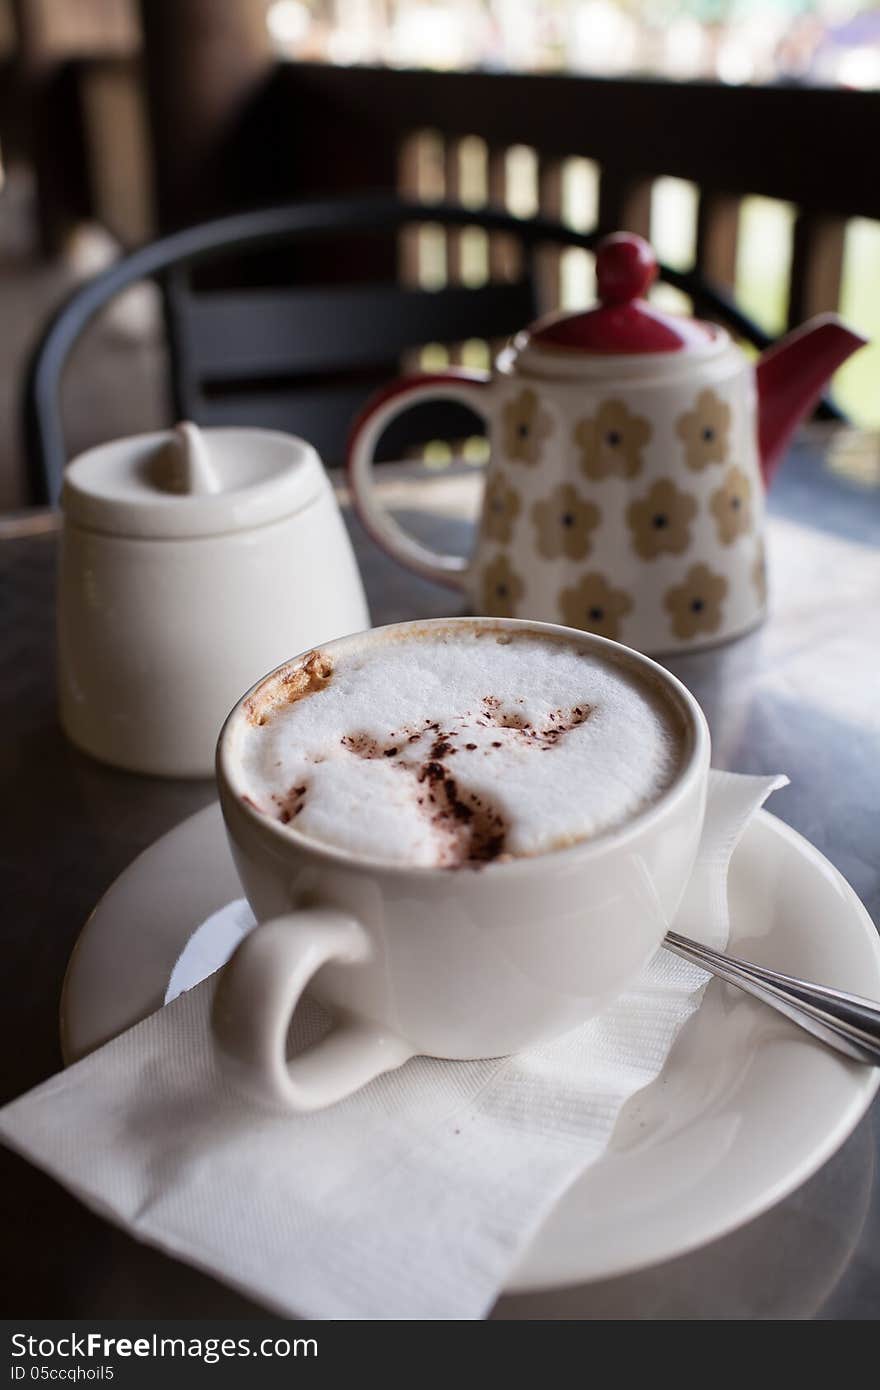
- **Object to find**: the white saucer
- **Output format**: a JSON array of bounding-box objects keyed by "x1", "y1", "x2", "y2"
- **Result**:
[{"x1": 60, "y1": 804, "x2": 880, "y2": 1294}]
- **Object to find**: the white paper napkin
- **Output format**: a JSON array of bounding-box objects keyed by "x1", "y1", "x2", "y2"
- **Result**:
[{"x1": 0, "y1": 771, "x2": 785, "y2": 1320}]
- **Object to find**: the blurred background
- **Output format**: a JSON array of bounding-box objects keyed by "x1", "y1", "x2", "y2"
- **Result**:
[{"x1": 1, "y1": 0, "x2": 878, "y2": 510}]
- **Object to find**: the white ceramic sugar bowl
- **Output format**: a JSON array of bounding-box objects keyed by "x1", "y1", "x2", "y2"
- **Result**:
[{"x1": 58, "y1": 423, "x2": 369, "y2": 776}]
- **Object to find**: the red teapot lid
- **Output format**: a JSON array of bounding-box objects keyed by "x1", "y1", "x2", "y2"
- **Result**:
[{"x1": 527, "y1": 233, "x2": 715, "y2": 355}]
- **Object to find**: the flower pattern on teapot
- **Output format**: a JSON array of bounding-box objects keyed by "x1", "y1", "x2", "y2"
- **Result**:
[
  {"x1": 710, "y1": 465, "x2": 752, "y2": 545},
  {"x1": 626, "y1": 478, "x2": 697, "y2": 560},
  {"x1": 676, "y1": 389, "x2": 731, "y2": 471},
  {"x1": 481, "y1": 472, "x2": 522, "y2": 544},
  {"x1": 531, "y1": 483, "x2": 600, "y2": 561},
  {"x1": 664, "y1": 563, "x2": 728, "y2": 640},
  {"x1": 467, "y1": 363, "x2": 763, "y2": 651},
  {"x1": 480, "y1": 552, "x2": 525, "y2": 617},
  {"x1": 558, "y1": 571, "x2": 633, "y2": 642},
  {"x1": 502, "y1": 388, "x2": 553, "y2": 465},
  {"x1": 573, "y1": 399, "x2": 652, "y2": 480}
]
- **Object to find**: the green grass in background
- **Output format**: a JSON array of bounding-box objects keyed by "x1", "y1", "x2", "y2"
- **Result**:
[
  {"x1": 735, "y1": 196, "x2": 795, "y2": 338},
  {"x1": 837, "y1": 219, "x2": 880, "y2": 428},
  {"x1": 733, "y1": 201, "x2": 879, "y2": 426}
]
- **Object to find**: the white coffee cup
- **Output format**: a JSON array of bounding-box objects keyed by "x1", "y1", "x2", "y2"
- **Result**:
[{"x1": 213, "y1": 617, "x2": 710, "y2": 1111}]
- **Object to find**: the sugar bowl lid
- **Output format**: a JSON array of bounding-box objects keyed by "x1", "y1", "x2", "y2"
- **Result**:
[
  {"x1": 62, "y1": 423, "x2": 326, "y2": 539},
  {"x1": 514, "y1": 233, "x2": 721, "y2": 366}
]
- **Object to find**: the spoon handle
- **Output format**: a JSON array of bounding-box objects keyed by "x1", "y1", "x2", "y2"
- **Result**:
[{"x1": 664, "y1": 930, "x2": 880, "y2": 1066}]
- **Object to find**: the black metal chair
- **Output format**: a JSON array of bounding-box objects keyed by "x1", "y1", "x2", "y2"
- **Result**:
[{"x1": 23, "y1": 194, "x2": 788, "y2": 507}]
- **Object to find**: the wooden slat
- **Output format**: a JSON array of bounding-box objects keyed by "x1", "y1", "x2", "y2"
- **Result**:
[
  {"x1": 444, "y1": 140, "x2": 464, "y2": 281},
  {"x1": 397, "y1": 132, "x2": 423, "y2": 288},
  {"x1": 196, "y1": 382, "x2": 485, "y2": 466},
  {"x1": 537, "y1": 157, "x2": 564, "y2": 315},
  {"x1": 695, "y1": 191, "x2": 740, "y2": 289},
  {"x1": 788, "y1": 211, "x2": 846, "y2": 328},
  {"x1": 487, "y1": 147, "x2": 522, "y2": 283},
  {"x1": 181, "y1": 280, "x2": 537, "y2": 380},
  {"x1": 597, "y1": 169, "x2": 653, "y2": 237},
  {"x1": 444, "y1": 139, "x2": 463, "y2": 364}
]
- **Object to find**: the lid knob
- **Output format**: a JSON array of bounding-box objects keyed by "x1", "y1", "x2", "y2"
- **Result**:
[
  {"x1": 596, "y1": 233, "x2": 657, "y2": 305},
  {"x1": 148, "y1": 421, "x2": 223, "y2": 496},
  {"x1": 522, "y1": 229, "x2": 714, "y2": 356}
]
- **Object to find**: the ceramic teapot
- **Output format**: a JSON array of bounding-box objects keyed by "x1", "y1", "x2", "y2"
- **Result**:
[
  {"x1": 59, "y1": 423, "x2": 369, "y2": 776},
  {"x1": 348, "y1": 233, "x2": 865, "y2": 654}
]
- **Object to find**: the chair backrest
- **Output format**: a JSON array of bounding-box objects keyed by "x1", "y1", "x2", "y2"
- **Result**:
[
  {"x1": 162, "y1": 250, "x2": 537, "y2": 466},
  {"x1": 23, "y1": 195, "x2": 779, "y2": 506}
]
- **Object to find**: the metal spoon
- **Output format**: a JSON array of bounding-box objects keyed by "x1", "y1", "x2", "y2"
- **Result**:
[{"x1": 664, "y1": 930, "x2": 880, "y2": 1066}]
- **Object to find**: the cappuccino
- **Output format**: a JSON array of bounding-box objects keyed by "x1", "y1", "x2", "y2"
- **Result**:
[{"x1": 235, "y1": 625, "x2": 686, "y2": 868}]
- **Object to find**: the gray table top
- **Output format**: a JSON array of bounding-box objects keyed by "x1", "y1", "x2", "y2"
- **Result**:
[{"x1": 2, "y1": 430, "x2": 879, "y2": 1319}]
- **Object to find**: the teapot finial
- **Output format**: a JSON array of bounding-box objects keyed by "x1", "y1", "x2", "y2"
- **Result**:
[
  {"x1": 596, "y1": 233, "x2": 658, "y2": 305},
  {"x1": 527, "y1": 231, "x2": 702, "y2": 353}
]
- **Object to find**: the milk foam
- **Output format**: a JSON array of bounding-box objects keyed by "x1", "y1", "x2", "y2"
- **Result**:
[{"x1": 236, "y1": 629, "x2": 683, "y2": 868}]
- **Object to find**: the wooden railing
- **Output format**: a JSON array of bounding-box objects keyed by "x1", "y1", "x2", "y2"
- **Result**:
[
  {"x1": 24, "y1": 59, "x2": 880, "y2": 334},
  {"x1": 264, "y1": 63, "x2": 880, "y2": 338},
  {"x1": 15, "y1": 54, "x2": 880, "y2": 436}
]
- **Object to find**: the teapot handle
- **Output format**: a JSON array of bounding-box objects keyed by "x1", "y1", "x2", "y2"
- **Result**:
[{"x1": 347, "y1": 371, "x2": 492, "y2": 590}]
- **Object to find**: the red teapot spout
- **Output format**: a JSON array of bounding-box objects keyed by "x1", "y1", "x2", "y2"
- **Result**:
[{"x1": 756, "y1": 314, "x2": 867, "y2": 487}]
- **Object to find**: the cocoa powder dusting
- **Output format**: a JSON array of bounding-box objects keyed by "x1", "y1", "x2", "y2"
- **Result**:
[
  {"x1": 325, "y1": 694, "x2": 594, "y2": 868},
  {"x1": 274, "y1": 780, "x2": 309, "y2": 824},
  {"x1": 341, "y1": 732, "x2": 381, "y2": 759},
  {"x1": 417, "y1": 758, "x2": 507, "y2": 865}
]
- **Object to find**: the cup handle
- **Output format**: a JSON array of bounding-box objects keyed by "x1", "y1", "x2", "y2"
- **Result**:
[
  {"x1": 347, "y1": 370, "x2": 492, "y2": 590},
  {"x1": 211, "y1": 907, "x2": 413, "y2": 1111}
]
